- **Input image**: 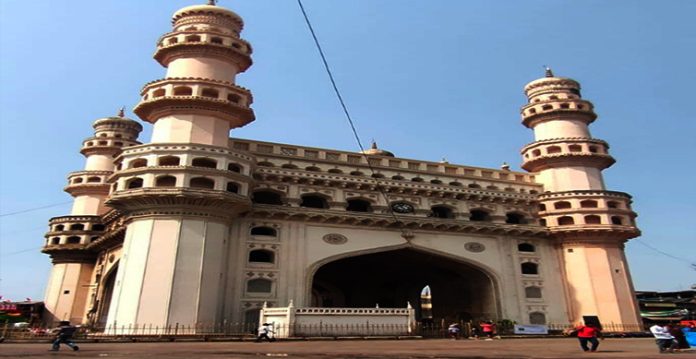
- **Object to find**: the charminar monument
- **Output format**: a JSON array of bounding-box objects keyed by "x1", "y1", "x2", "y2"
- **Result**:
[{"x1": 41, "y1": 1, "x2": 642, "y2": 331}]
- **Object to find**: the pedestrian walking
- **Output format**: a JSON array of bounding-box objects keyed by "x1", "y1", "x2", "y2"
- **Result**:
[
  {"x1": 49, "y1": 321, "x2": 79, "y2": 351},
  {"x1": 573, "y1": 322, "x2": 602, "y2": 352},
  {"x1": 480, "y1": 321, "x2": 496, "y2": 340},
  {"x1": 447, "y1": 323, "x2": 461, "y2": 340},
  {"x1": 650, "y1": 323, "x2": 678, "y2": 353},
  {"x1": 256, "y1": 322, "x2": 276, "y2": 342}
]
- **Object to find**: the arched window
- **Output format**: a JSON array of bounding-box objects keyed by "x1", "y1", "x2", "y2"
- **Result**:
[
  {"x1": 607, "y1": 201, "x2": 620, "y2": 209},
  {"x1": 518, "y1": 243, "x2": 535, "y2": 252},
  {"x1": 449, "y1": 182, "x2": 462, "y2": 187},
  {"x1": 73, "y1": 178, "x2": 84, "y2": 184},
  {"x1": 257, "y1": 161, "x2": 274, "y2": 167},
  {"x1": 327, "y1": 168, "x2": 342, "y2": 174},
  {"x1": 69, "y1": 224, "x2": 85, "y2": 231},
  {"x1": 371, "y1": 173, "x2": 385, "y2": 179},
  {"x1": 430, "y1": 179, "x2": 443, "y2": 185},
  {"x1": 248, "y1": 249, "x2": 274, "y2": 263},
  {"x1": 525, "y1": 286, "x2": 542, "y2": 299},
  {"x1": 300, "y1": 194, "x2": 329, "y2": 209},
  {"x1": 282, "y1": 164, "x2": 299, "y2": 169},
  {"x1": 346, "y1": 199, "x2": 372, "y2": 212},
  {"x1": 250, "y1": 226, "x2": 277, "y2": 236},
  {"x1": 538, "y1": 204, "x2": 546, "y2": 211},
  {"x1": 252, "y1": 190, "x2": 283, "y2": 205},
  {"x1": 542, "y1": 105, "x2": 553, "y2": 111},
  {"x1": 168, "y1": 37, "x2": 178, "y2": 45},
  {"x1": 521, "y1": 262, "x2": 539, "y2": 275},
  {"x1": 129, "y1": 158, "x2": 147, "y2": 169},
  {"x1": 486, "y1": 185, "x2": 499, "y2": 190},
  {"x1": 54, "y1": 225, "x2": 65, "y2": 231},
  {"x1": 431, "y1": 206, "x2": 454, "y2": 219},
  {"x1": 67, "y1": 236, "x2": 81, "y2": 244},
  {"x1": 468, "y1": 183, "x2": 481, "y2": 189},
  {"x1": 173, "y1": 86, "x2": 193, "y2": 96},
  {"x1": 557, "y1": 216, "x2": 575, "y2": 225},
  {"x1": 580, "y1": 200, "x2": 598, "y2": 208},
  {"x1": 185, "y1": 34, "x2": 201, "y2": 42},
  {"x1": 588, "y1": 146, "x2": 598, "y2": 153},
  {"x1": 584, "y1": 215, "x2": 601, "y2": 224},
  {"x1": 155, "y1": 175, "x2": 177, "y2": 187},
  {"x1": 350, "y1": 171, "x2": 364, "y2": 176},
  {"x1": 469, "y1": 209, "x2": 491, "y2": 222},
  {"x1": 87, "y1": 176, "x2": 101, "y2": 183},
  {"x1": 411, "y1": 177, "x2": 424, "y2": 182},
  {"x1": 532, "y1": 149, "x2": 541, "y2": 157},
  {"x1": 506, "y1": 212, "x2": 527, "y2": 224},
  {"x1": 210, "y1": 37, "x2": 223, "y2": 44},
  {"x1": 158, "y1": 156, "x2": 181, "y2": 166},
  {"x1": 51, "y1": 237, "x2": 60, "y2": 245},
  {"x1": 227, "y1": 163, "x2": 242, "y2": 172},
  {"x1": 191, "y1": 157, "x2": 217, "y2": 168},
  {"x1": 126, "y1": 178, "x2": 143, "y2": 189},
  {"x1": 554, "y1": 201, "x2": 571, "y2": 210},
  {"x1": 247, "y1": 278, "x2": 272, "y2": 293},
  {"x1": 546, "y1": 146, "x2": 562, "y2": 154},
  {"x1": 227, "y1": 93, "x2": 241, "y2": 103},
  {"x1": 201, "y1": 88, "x2": 219, "y2": 98},
  {"x1": 569, "y1": 144, "x2": 582, "y2": 152},
  {"x1": 91, "y1": 224, "x2": 105, "y2": 231},
  {"x1": 190, "y1": 177, "x2": 215, "y2": 189},
  {"x1": 539, "y1": 218, "x2": 547, "y2": 226},
  {"x1": 305, "y1": 166, "x2": 321, "y2": 172},
  {"x1": 611, "y1": 216, "x2": 624, "y2": 225},
  {"x1": 529, "y1": 312, "x2": 546, "y2": 324},
  {"x1": 226, "y1": 182, "x2": 239, "y2": 193},
  {"x1": 391, "y1": 175, "x2": 404, "y2": 180},
  {"x1": 152, "y1": 88, "x2": 166, "y2": 98}
]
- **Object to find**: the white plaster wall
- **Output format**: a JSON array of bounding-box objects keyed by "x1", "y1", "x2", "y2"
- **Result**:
[
  {"x1": 71, "y1": 195, "x2": 108, "y2": 215},
  {"x1": 85, "y1": 155, "x2": 115, "y2": 171},
  {"x1": 197, "y1": 221, "x2": 229, "y2": 324},
  {"x1": 537, "y1": 167, "x2": 605, "y2": 192},
  {"x1": 167, "y1": 219, "x2": 206, "y2": 325},
  {"x1": 151, "y1": 115, "x2": 230, "y2": 147},
  {"x1": 43, "y1": 262, "x2": 94, "y2": 325},
  {"x1": 534, "y1": 120, "x2": 591, "y2": 140},
  {"x1": 166, "y1": 57, "x2": 239, "y2": 82}
]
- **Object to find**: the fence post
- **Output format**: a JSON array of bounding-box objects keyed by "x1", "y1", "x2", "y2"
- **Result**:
[{"x1": 174, "y1": 322, "x2": 179, "y2": 336}]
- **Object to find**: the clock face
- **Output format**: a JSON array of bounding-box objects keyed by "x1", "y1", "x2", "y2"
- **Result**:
[{"x1": 391, "y1": 202, "x2": 414, "y2": 214}]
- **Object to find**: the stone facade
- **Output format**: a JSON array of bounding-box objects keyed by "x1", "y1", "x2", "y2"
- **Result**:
[{"x1": 41, "y1": 3, "x2": 642, "y2": 330}]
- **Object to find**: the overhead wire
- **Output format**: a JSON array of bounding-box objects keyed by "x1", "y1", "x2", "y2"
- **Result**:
[
  {"x1": 296, "y1": 0, "x2": 409, "y2": 236},
  {"x1": 0, "y1": 201, "x2": 72, "y2": 218},
  {"x1": 633, "y1": 238, "x2": 695, "y2": 269}
]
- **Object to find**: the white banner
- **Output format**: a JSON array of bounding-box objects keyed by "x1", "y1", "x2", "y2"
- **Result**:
[{"x1": 513, "y1": 324, "x2": 548, "y2": 334}]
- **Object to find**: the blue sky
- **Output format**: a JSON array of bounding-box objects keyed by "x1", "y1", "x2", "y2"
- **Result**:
[{"x1": 0, "y1": 0, "x2": 694, "y2": 301}]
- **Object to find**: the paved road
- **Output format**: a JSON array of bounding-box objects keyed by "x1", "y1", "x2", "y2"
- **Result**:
[{"x1": 0, "y1": 338, "x2": 692, "y2": 358}]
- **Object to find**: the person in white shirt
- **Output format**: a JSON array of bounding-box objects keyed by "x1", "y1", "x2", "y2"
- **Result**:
[
  {"x1": 256, "y1": 322, "x2": 276, "y2": 342},
  {"x1": 650, "y1": 324, "x2": 678, "y2": 353}
]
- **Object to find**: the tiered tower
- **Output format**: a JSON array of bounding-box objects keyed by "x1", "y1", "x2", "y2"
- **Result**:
[
  {"x1": 103, "y1": 2, "x2": 255, "y2": 329},
  {"x1": 520, "y1": 69, "x2": 641, "y2": 325},
  {"x1": 43, "y1": 111, "x2": 142, "y2": 324}
]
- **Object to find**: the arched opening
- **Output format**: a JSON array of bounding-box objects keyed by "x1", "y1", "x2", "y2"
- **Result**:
[
  {"x1": 250, "y1": 226, "x2": 276, "y2": 236},
  {"x1": 449, "y1": 182, "x2": 462, "y2": 187},
  {"x1": 129, "y1": 158, "x2": 147, "y2": 169},
  {"x1": 469, "y1": 209, "x2": 491, "y2": 222},
  {"x1": 430, "y1": 179, "x2": 443, "y2": 185},
  {"x1": 529, "y1": 312, "x2": 546, "y2": 324},
  {"x1": 226, "y1": 182, "x2": 239, "y2": 193},
  {"x1": 201, "y1": 88, "x2": 219, "y2": 98},
  {"x1": 155, "y1": 175, "x2": 177, "y2": 187},
  {"x1": 391, "y1": 175, "x2": 404, "y2": 180},
  {"x1": 190, "y1": 177, "x2": 215, "y2": 189},
  {"x1": 350, "y1": 171, "x2": 364, "y2": 177},
  {"x1": 327, "y1": 168, "x2": 342, "y2": 174},
  {"x1": 569, "y1": 145, "x2": 582, "y2": 152},
  {"x1": 152, "y1": 88, "x2": 166, "y2": 98},
  {"x1": 158, "y1": 156, "x2": 181, "y2": 166},
  {"x1": 554, "y1": 201, "x2": 571, "y2": 210},
  {"x1": 54, "y1": 225, "x2": 65, "y2": 231},
  {"x1": 411, "y1": 177, "x2": 424, "y2": 182},
  {"x1": 468, "y1": 183, "x2": 481, "y2": 189},
  {"x1": 607, "y1": 201, "x2": 620, "y2": 209},
  {"x1": 227, "y1": 93, "x2": 241, "y2": 103},
  {"x1": 580, "y1": 200, "x2": 598, "y2": 208},
  {"x1": 538, "y1": 204, "x2": 546, "y2": 211},
  {"x1": 521, "y1": 262, "x2": 539, "y2": 275},
  {"x1": 346, "y1": 199, "x2": 372, "y2": 212},
  {"x1": 257, "y1": 161, "x2": 274, "y2": 167},
  {"x1": 185, "y1": 34, "x2": 201, "y2": 42},
  {"x1": 300, "y1": 194, "x2": 329, "y2": 209},
  {"x1": 191, "y1": 157, "x2": 217, "y2": 168},
  {"x1": 611, "y1": 216, "x2": 624, "y2": 225},
  {"x1": 311, "y1": 249, "x2": 497, "y2": 322},
  {"x1": 486, "y1": 185, "x2": 499, "y2": 191},
  {"x1": 525, "y1": 286, "x2": 542, "y2": 299},
  {"x1": 430, "y1": 206, "x2": 454, "y2": 219},
  {"x1": 247, "y1": 278, "x2": 273, "y2": 293},
  {"x1": 557, "y1": 216, "x2": 575, "y2": 226},
  {"x1": 69, "y1": 223, "x2": 85, "y2": 231},
  {"x1": 126, "y1": 178, "x2": 143, "y2": 189},
  {"x1": 210, "y1": 37, "x2": 223, "y2": 44},
  {"x1": 91, "y1": 224, "x2": 105, "y2": 231},
  {"x1": 249, "y1": 249, "x2": 275, "y2": 264},
  {"x1": 51, "y1": 237, "x2": 60, "y2": 245},
  {"x1": 505, "y1": 212, "x2": 527, "y2": 224},
  {"x1": 67, "y1": 236, "x2": 81, "y2": 244},
  {"x1": 96, "y1": 263, "x2": 119, "y2": 327},
  {"x1": 546, "y1": 146, "x2": 562, "y2": 154},
  {"x1": 252, "y1": 190, "x2": 283, "y2": 205},
  {"x1": 584, "y1": 215, "x2": 601, "y2": 224},
  {"x1": 518, "y1": 243, "x2": 535, "y2": 252},
  {"x1": 87, "y1": 176, "x2": 101, "y2": 183},
  {"x1": 227, "y1": 163, "x2": 242, "y2": 172},
  {"x1": 305, "y1": 166, "x2": 321, "y2": 172},
  {"x1": 173, "y1": 86, "x2": 193, "y2": 96},
  {"x1": 371, "y1": 173, "x2": 385, "y2": 179},
  {"x1": 73, "y1": 178, "x2": 84, "y2": 184}
]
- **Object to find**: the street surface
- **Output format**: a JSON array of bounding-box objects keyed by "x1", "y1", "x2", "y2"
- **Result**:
[{"x1": 0, "y1": 338, "x2": 692, "y2": 358}]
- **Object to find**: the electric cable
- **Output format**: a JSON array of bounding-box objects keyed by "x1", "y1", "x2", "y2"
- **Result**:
[
  {"x1": 0, "y1": 201, "x2": 72, "y2": 218},
  {"x1": 633, "y1": 238, "x2": 695, "y2": 268},
  {"x1": 296, "y1": 0, "x2": 409, "y2": 236}
]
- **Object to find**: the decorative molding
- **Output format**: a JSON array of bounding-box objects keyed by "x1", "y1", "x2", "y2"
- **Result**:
[{"x1": 322, "y1": 233, "x2": 348, "y2": 245}]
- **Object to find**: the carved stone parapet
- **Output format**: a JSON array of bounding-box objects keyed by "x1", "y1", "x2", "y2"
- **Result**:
[
  {"x1": 65, "y1": 170, "x2": 113, "y2": 196},
  {"x1": 154, "y1": 41, "x2": 252, "y2": 71},
  {"x1": 522, "y1": 152, "x2": 615, "y2": 172},
  {"x1": 133, "y1": 95, "x2": 254, "y2": 128},
  {"x1": 42, "y1": 247, "x2": 97, "y2": 264},
  {"x1": 106, "y1": 187, "x2": 251, "y2": 217}
]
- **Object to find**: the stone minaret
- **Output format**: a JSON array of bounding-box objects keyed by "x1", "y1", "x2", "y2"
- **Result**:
[
  {"x1": 520, "y1": 69, "x2": 642, "y2": 326},
  {"x1": 43, "y1": 111, "x2": 142, "y2": 325},
  {"x1": 104, "y1": 2, "x2": 255, "y2": 330}
]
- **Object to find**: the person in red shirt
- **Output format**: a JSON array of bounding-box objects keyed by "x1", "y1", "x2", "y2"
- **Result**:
[{"x1": 574, "y1": 322, "x2": 603, "y2": 352}]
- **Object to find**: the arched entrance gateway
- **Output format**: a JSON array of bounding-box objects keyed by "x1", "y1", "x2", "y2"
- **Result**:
[{"x1": 310, "y1": 248, "x2": 499, "y2": 322}]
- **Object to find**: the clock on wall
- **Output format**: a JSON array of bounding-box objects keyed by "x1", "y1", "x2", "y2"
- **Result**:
[{"x1": 391, "y1": 202, "x2": 415, "y2": 214}]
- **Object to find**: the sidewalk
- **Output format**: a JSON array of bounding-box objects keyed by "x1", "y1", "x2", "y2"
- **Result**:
[{"x1": 1, "y1": 338, "x2": 692, "y2": 358}]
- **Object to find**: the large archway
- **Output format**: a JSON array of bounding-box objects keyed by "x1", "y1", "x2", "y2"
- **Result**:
[
  {"x1": 310, "y1": 248, "x2": 498, "y2": 322},
  {"x1": 96, "y1": 263, "x2": 118, "y2": 328}
]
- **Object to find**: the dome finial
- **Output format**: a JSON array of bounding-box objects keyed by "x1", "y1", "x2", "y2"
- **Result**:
[
  {"x1": 371, "y1": 139, "x2": 378, "y2": 150},
  {"x1": 544, "y1": 65, "x2": 554, "y2": 78},
  {"x1": 118, "y1": 106, "x2": 125, "y2": 118},
  {"x1": 207, "y1": 0, "x2": 217, "y2": 5},
  {"x1": 501, "y1": 162, "x2": 510, "y2": 171}
]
